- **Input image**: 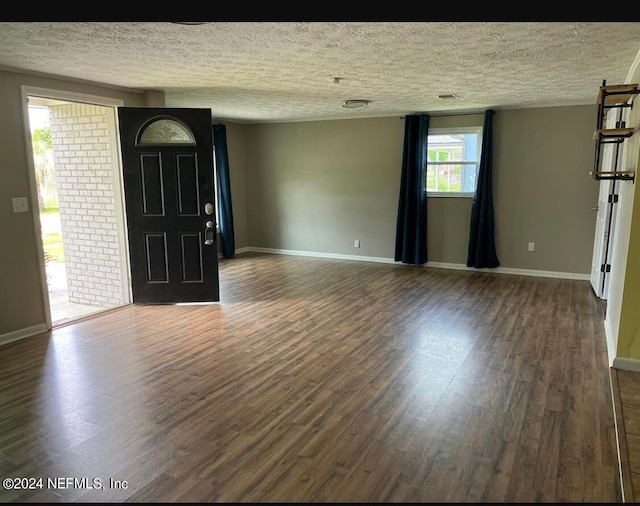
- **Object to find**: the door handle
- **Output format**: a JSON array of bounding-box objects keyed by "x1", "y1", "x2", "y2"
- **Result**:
[
  {"x1": 204, "y1": 220, "x2": 215, "y2": 245},
  {"x1": 592, "y1": 206, "x2": 599, "y2": 211}
]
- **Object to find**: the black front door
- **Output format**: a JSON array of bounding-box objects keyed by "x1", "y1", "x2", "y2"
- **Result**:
[{"x1": 117, "y1": 107, "x2": 219, "y2": 303}]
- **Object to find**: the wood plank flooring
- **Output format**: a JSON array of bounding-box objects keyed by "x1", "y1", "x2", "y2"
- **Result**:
[
  {"x1": 611, "y1": 367, "x2": 640, "y2": 502},
  {"x1": 0, "y1": 252, "x2": 623, "y2": 502}
]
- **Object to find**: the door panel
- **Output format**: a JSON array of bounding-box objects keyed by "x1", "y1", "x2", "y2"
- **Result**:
[
  {"x1": 118, "y1": 107, "x2": 219, "y2": 303},
  {"x1": 590, "y1": 179, "x2": 610, "y2": 297}
]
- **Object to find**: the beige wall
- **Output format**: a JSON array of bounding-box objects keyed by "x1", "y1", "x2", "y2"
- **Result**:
[
  {"x1": 218, "y1": 121, "x2": 248, "y2": 250},
  {"x1": 245, "y1": 117, "x2": 405, "y2": 257},
  {"x1": 494, "y1": 106, "x2": 599, "y2": 273},
  {"x1": 244, "y1": 106, "x2": 599, "y2": 274}
]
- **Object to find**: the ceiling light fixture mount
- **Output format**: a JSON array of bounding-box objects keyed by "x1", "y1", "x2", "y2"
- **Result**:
[{"x1": 342, "y1": 99, "x2": 370, "y2": 109}]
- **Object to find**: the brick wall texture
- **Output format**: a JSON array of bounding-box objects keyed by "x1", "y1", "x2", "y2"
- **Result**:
[{"x1": 50, "y1": 103, "x2": 125, "y2": 307}]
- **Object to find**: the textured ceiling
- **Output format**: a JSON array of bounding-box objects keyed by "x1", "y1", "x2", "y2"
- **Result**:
[{"x1": 1, "y1": 22, "x2": 640, "y2": 123}]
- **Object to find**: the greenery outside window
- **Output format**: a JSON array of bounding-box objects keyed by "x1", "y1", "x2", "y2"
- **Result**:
[{"x1": 426, "y1": 127, "x2": 483, "y2": 197}]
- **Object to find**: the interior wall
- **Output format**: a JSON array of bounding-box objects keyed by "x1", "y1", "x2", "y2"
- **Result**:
[
  {"x1": 245, "y1": 106, "x2": 599, "y2": 274},
  {"x1": 245, "y1": 117, "x2": 404, "y2": 258},
  {"x1": 0, "y1": 68, "x2": 154, "y2": 336},
  {"x1": 494, "y1": 105, "x2": 599, "y2": 274},
  {"x1": 215, "y1": 120, "x2": 248, "y2": 251}
]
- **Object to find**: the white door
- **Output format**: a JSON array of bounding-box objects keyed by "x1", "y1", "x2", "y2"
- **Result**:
[
  {"x1": 602, "y1": 192, "x2": 619, "y2": 300},
  {"x1": 590, "y1": 178, "x2": 614, "y2": 298}
]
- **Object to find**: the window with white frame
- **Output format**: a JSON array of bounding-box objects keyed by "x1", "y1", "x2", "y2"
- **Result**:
[{"x1": 426, "y1": 126, "x2": 483, "y2": 197}]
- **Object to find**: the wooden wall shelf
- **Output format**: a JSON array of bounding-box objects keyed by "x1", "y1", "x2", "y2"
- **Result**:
[
  {"x1": 591, "y1": 80, "x2": 638, "y2": 182},
  {"x1": 596, "y1": 83, "x2": 640, "y2": 106},
  {"x1": 590, "y1": 170, "x2": 636, "y2": 182},
  {"x1": 593, "y1": 127, "x2": 637, "y2": 141}
]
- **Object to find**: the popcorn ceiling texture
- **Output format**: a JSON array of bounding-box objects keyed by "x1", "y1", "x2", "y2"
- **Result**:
[{"x1": 1, "y1": 22, "x2": 640, "y2": 122}]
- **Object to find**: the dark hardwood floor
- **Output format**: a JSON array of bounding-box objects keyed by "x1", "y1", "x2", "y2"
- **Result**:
[{"x1": 0, "y1": 252, "x2": 623, "y2": 502}]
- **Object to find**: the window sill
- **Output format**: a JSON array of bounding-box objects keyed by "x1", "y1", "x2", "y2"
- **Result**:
[{"x1": 426, "y1": 192, "x2": 474, "y2": 198}]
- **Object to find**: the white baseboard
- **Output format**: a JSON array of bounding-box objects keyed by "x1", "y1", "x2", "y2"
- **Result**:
[
  {"x1": 425, "y1": 261, "x2": 590, "y2": 280},
  {"x1": 248, "y1": 247, "x2": 395, "y2": 264},
  {"x1": 0, "y1": 324, "x2": 48, "y2": 347},
  {"x1": 612, "y1": 356, "x2": 640, "y2": 373},
  {"x1": 219, "y1": 247, "x2": 251, "y2": 259},
  {"x1": 244, "y1": 247, "x2": 590, "y2": 280}
]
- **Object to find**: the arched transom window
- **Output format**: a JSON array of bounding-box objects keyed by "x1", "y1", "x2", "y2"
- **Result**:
[{"x1": 138, "y1": 118, "x2": 196, "y2": 145}]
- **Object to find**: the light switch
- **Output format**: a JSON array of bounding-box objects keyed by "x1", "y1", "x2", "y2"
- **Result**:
[{"x1": 12, "y1": 197, "x2": 29, "y2": 213}]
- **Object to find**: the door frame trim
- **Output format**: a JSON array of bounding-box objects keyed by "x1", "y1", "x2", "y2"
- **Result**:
[{"x1": 20, "y1": 86, "x2": 130, "y2": 329}]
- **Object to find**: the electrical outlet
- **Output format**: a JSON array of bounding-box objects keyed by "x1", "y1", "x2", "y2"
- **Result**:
[
  {"x1": 528, "y1": 242, "x2": 535, "y2": 252},
  {"x1": 354, "y1": 239, "x2": 360, "y2": 248}
]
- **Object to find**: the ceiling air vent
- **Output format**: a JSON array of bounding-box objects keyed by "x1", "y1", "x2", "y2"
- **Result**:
[{"x1": 342, "y1": 99, "x2": 370, "y2": 109}]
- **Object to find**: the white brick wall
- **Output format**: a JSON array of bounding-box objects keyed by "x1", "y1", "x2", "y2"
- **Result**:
[{"x1": 50, "y1": 104, "x2": 124, "y2": 307}]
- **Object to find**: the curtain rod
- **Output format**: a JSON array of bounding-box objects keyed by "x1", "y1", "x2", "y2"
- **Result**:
[{"x1": 400, "y1": 110, "x2": 495, "y2": 119}]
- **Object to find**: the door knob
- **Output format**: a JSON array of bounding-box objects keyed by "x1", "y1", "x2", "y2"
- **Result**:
[{"x1": 204, "y1": 220, "x2": 215, "y2": 245}]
